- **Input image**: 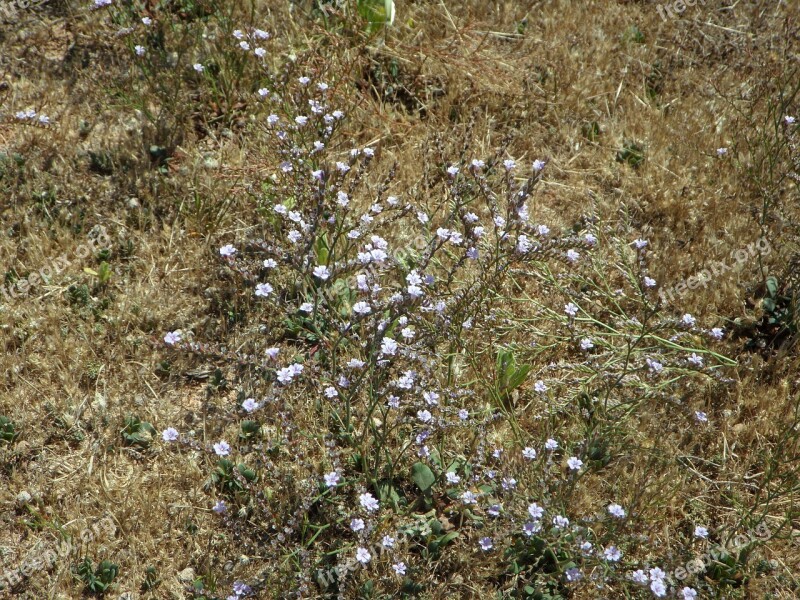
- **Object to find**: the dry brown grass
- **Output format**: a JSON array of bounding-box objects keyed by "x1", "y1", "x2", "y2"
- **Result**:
[{"x1": 1, "y1": 0, "x2": 799, "y2": 598}]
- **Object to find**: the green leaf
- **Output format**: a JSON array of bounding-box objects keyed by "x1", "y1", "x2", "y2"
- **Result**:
[
  {"x1": 411, "y1": 462, "x2": 436, "y2": 493},
  {"x1": 507, "y1": 364, "x2": 531, "y2": 391},
  {"x1": 766, "y1": 276, "x2": 779, "y2": 297},
  {"x1": 315, "y1": 233, "x2": 330, "y2": 265}
]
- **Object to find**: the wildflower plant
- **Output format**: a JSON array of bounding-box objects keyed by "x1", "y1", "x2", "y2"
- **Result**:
[{"x1": 146, "y1": 20, "x2": 752, "y2": 598}]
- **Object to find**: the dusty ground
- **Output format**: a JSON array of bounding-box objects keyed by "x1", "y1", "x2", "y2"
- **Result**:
[{"x1": 1, "y1": 0, "x2": 799, "y2": 598}]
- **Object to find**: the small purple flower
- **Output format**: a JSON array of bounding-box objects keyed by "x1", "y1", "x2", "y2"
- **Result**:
[{"x1": 213, "y1": 440, "x2": 231, "y2": 457}]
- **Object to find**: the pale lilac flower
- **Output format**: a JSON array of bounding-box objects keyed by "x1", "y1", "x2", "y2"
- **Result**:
[
  {"x1": 681, "y1": 587, "x2": 698, "y2": 599},
  {"x1": 141, "y1": 16, "x2": 152, "y2": 25},
  {"x1": 352, "y1": 301, "x2": 371, "y2": 316},
  {"x1": 694, "y1": 525, "x2": 709, "y2": 539},
  {"x1": 567, "y1": 457, "x2": 583, "y2": 471},
  {"x1": 461, "y1": 490, "x2": 478, "y2": 504},
  {"x1": 298, "y1": 76, "x2": 311, "y2": 85},
  {"x1": 650, "y1": 579, "x2": 667, "y2": 597},
  {"x1": 257, "y1": 87, "x2": 269, "y2": 98},
  {"x1": 534, "y1": 380, "x2": 547, "y2": 393},
  {"x1": 382, "y1": 535, "x2": 395, "y2": 548},
  {"x1": 644, "y1": 276, "x2": 656, "y2": 287},
  {"x1": 336, "y1": 191, "x2": 349, "y2": 206},
  {"x1": 564, "y1": 303, "x2": 579, "y2": 317},
  {"x1": 164, "y1": 331, "x2": 182, "y2": 345},
  {"x1": 604, "y1": 546, "x2": 622, "y2": 561},
  {"x1": 213, "y1": 500, "x2": 227, "y2": 514},
  {"x1": 532, "y1": 159, "x2": 546, "y2": 171},
  {"x1": 355, "y1": 547, "x2": 371, "y2": 564},
  {"x1": 313, "y1": 265, "x2": 331, "y2": 280},
  {"x1": 238, "y1": 41, "x2": 250, "y2": 51},
  {"x1": 646, "y1": 357, "x2": 663, "y2": 373},
  {"x1": 504, "y1": 159, "x2": 516, "y2": 170},
  {"x1": 650, "y1": 567, "x2": 666, "y2": 581},
  {"x1": 710, "y1": 327, "x2": 724, "y2": 340},
  {"x1": 785, "y1": 115, "x2": 796, "y2": 125},
  {"x1": 162, "y1": 427, "x2": 179, "y2": 442},
  {"x1": 295, "y1": 116, "x2": 308, "y2": 126},
  {"x1": 253, "y1": 28, "x2": 270, "y2": 39},
  {"x1": 393, "y1": 562, "x2": 406, "y2": 575},
  {"x1": 359, "y1": 492, "x2": 379, "y2": 512},
  {"x1": 688, "y1": 353, "x2": 704, "y2": 367},
  {"x1": 522, "y1": 521, "x2": 541, "y2": 536},
  {"x1": 633, "y1": 238, "x2": 648, "y2": 249},
  {"x1": 255, "y1": 283, "x2": 273, "y2": 297},
  {"x1": 545, "y1": 438, "x2": 558, "y2": 450},
  {"x1": 254, "y1": 47, "x2": 266, "y2": 58},
  {"x1": 193, "y1": 63, "x2": 205, "y2": 72},
  {"x1": 324, "y1": 471, "x2": 340, "y2": 487},
  {"x1": 447, "y1": 165, "x2": 459, "y2": 176},
  {"x1": 471, "y1": 159, "x2": 485, "y2": 170},
  {"x1": 608, "y1": 503, "x2": 626, "y2": 518},
  {"x1": 552, "y1": 515, "x2": 570, "y2": 528},
  {"x1": 695, "y1": 411, "x2": 708, "y2": 423},
  {"x1": 324, "y1": 386, "x2": 338, "y2": 398},
  {"x1": 523, "y1": 447, "x2": 537, "y2": 460},
  {"x1": 527, "y1": 502, "x2": 544, "y2": 519},
  {"x1": 478, "y1": 537, "x2": 493, "y2": 551},
  {"x1": 631, "y1": 569, "x2": 648, "y2": 584},
  {"x1": 446, "y1": 472, "x2": 461, "y2": 484},
  {"x1": 287, "y1": 230, "x2": 302, "y2": 243},
  {"x1": 517, "y1": 234, "x2": 533, "y2": 253},
  {"x1": 213, "y1": 440, "x2": 231, "y2": 457},
  {"x1": 681, "y1": 313, "x2": 696, "y2": 327},
  {"x1": 350, "y1": 518, "x2": 365, "y2": 532},
  {"x1": 417, "y1": 409, "x2": 432, "y2": 424},
  {"x1": 381, "y1": 337, "x2": 398, "y2": 356},
  {"x1": 134, "y1": 45, "x2": 146, "y2": 56},
  {"x1": 585, "y1": 232, "x2": 598, "y2": 245},
  {"x1": 566, "y1": 249, "x2": 580, "y2": 262},
  {"x1": 242, "y1": 398, "x2": 260, "y2": 413},
  {"x1": 537, "y1": 224, "x2": 550, "y2": 236},
  {"x1": 502, "y1": 477, "x2": 517, "y2": 490},
  {"x1": 580, "y1": 338, "x2": 594, "y2": 350},
  {"x1": 458, "y1": 409, "x2": 469, "y2": 420},
  {"x1": 266, "y1": 347, "x2": 280, "y2": 359},
  {"x1": 716, "y1": 147, "x2": 728, "y2": 157},
  {"x1": 565, "y1": 567, "x2": 583, "y2": 582},
  {"x1": 299, "y1": 302, "x2": 314, "y2": 313},
  {"x1": 219, "y1": 244, "x2": 237, "y2": 257}
]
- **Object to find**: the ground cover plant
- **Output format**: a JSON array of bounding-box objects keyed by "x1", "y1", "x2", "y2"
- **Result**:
[{"x1": 0, "y1": 0, "x2": 799, "y2": 598}]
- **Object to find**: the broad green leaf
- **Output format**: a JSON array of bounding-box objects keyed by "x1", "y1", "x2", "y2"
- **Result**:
[{"x1": 411, "y1": 462, "x2": 435, "y2": 493}]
